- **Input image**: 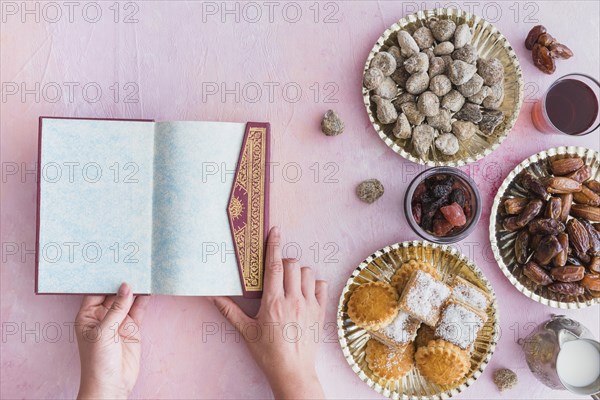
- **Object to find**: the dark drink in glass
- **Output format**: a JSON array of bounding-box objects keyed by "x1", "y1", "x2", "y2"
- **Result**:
[{"x1": 532, "y1": 74, "x2": 600, "y2": 136}]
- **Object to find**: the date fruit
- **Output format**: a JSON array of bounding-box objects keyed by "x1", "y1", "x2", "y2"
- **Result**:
[
  {"x1": 532, "y1": 43, "x2": 556, "y2": 75},
  {"x1": 571, "y1": 204, "x2": 600, "y2": 222},
  {"x1": 534, "y1": 235, "x2": 563, "y2": 265},
  {"x1": 525, "y1": 25, "x2": 546, "y2": 50},
  {"x1": 548, "y1": 282, "x2": 585, "y2": 296},
  {"x1": 516, "y1": 199, "x2": 544, "y2": 227},
  {"x1": 546, "y1": 177, "x2": 582, "y2": 194},
  {"x1": 581, "y1": 274, "x2": 600, "y2": 292},
  {"x1": 585, "y1": 179, "x2": 600, "y2": 194},
  {"x1": 550, "y1": 157, "x2": 583, "y2": 176},
  {"x1": 523, "y1": 261, "x2": 553, "y2": 286},
  {"x1": 548, "y1": 42, "x2": 573, "y2": 60},
  {"x1": 503, "y1": 216, "x2": 521, "y2": 232},
  {"x1": 588, "y1": 257, "x2": 600, "y2": 274},
  {"x1": 537, "y1": 33, "x2": 555, "y2": 47},
  {"x1": 567, "y1": 218, "x2": 590, "y2": 256},
  {"x1": 553, "y1": 232, "x2": 568, "y2": 267},
  {"x1": 519, "y1": 172, "x2": 547, "y2": 199},
  {"x1": 528, "y1": 218, "x2": 565, "y2": 235},
  {"x1": 558, "y1": 193, "x2": 573, "y2": 223},
  {"x1": 545, "y1": 197, "x2": 562, "y2": 220},
  {"x1": 504, "y1": 197, "x2": 529, "y2": 214},
  {"x1": 566, "y1": 166, "x2": 591, "y2": 183},
  {"x1": 550, "y1": 265, "x2": 585, "y2": 282},
  {"x1": 573, "y1": 186, "x2": 600, "y2": 206},
  {"x1": 515, "y1": 230, "x2": 530, "y2": 264}
]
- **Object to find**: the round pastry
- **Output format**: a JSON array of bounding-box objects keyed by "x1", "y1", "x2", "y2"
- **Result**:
[
  {"x1": 391, "y1": 259, "x2": 441, "y2": 293},
  {"x1": 415, "y1": 339, "x2": 470, "y2": 385},
  {"x1": 365, "y1": 338, "x2": 415, "y2": 380},
  {"x1": 347, "y1": 282, "x2": 399, "y2": 330},
  {"x1": 414, "y1": 324, "x2": 436, "y2": 349}
]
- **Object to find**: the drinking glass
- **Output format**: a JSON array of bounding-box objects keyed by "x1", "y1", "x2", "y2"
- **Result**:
[{"x1": 531, "y1": 73, "x2": 600, "y2": 135}]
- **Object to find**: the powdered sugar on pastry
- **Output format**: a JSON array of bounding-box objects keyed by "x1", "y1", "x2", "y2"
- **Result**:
[
  {"x1": 435, "y1": 300, "x2": 486, "y2": 349},
  {"x1": 399, "y1": 270, "x2": 451, "y2": 327},
  {"x1": 380, "y1": 311, "x2": 421, "y2": 345},
  {"x1": 451, "y1": 276, "x2": 491, "y2": 311}
]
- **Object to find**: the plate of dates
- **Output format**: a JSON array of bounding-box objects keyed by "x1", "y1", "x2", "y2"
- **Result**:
[{"x1": 490, "y1": 146, "x2": 600, "y2": 308}]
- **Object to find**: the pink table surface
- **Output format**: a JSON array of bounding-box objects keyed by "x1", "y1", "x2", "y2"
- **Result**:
[{"x1": 1, "y1": 1, "x2": 599, "y2": 399}]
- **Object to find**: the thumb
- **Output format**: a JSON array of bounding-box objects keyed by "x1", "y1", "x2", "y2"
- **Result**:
[
  {"x1": 207, "y1": 296, "x2": 251, "y2": 328},
  {"x1": 100, "y1": 282, "x2": 135, "y2": 329}
]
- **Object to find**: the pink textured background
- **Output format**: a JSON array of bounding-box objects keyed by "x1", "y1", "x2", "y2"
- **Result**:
[{"x1": 1, "y1": 1, "x2": 599, "y2": 399}]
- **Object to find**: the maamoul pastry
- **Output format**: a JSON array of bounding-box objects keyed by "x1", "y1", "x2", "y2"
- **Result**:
[
  {"x1": 415, "y1": 339, "x2": 471, "y2": 385},
  {"x1": 391, "y1": 259, "x2": 440, "y2": 293},
  {"x1": 451, "y1": 276, "x2": 492, "y2": 311},
  {"x1": 434, "y1": 299, "x2": 487, "y2": 350},
  {"x1": 347, "y1": 282, "x2": 399, "y2": 330},
  {"x1": 365, "y1": 338, "x2": 415, "y2": 380},
  {"x1": 370, "y1": 310, "x2": 421, "y2": 350},
  {"x1": 398, "y1": 270, "x2": 451, "y2": 327}
]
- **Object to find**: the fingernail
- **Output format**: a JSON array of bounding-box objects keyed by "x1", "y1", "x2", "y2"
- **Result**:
[
  {"x1": 271, "y1": 226, "x2": 280, "y2": 236},
  {"x1": 118, "y1": 282, "x2": 130, "y2": 296}
]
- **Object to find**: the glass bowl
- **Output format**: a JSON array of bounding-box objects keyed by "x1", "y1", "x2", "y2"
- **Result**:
[{"x1": 404, "y1": 167, "x2": 482, "y2": 244}]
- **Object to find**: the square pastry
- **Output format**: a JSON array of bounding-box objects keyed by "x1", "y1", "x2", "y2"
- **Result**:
[
  {"x1": 434, "y1": 299, "x2": 488, "y2": 350},
  {"x1": 451, "y1": 276, "x2": 492, "y2": 312},
  {"x1": 371, "y1": 310, "x2": 421, "y2": 350},
  {"x1": 398, "y1": 270, "x2": 452, "y2": 327}
]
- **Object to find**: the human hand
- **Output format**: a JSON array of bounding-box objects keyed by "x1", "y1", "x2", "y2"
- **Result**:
[
  {"x1": 75, "y1": 283, "x2": 150, "y2": 399},
  {"x1": 209, "y1": 227, "x2": 328, "y2": 400}
]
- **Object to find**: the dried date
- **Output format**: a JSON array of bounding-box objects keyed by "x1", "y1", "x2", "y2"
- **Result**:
[
  {"x1": 573, "y1": 186, "x2": 600, "y2": 206},
  {"x1": 580, "y1": 219, "x2": 600, "y2": 255},
  {"x1": 525, "y1": 25, "x2": 546, "y2": 50},
  {"x1": 585, "y1": 180, "x2": 600, "y2": 194},
  {"x1": 503, "y1": 216, "x2": 521, "y2": 232},
  {"x1": 581, "y1": 274, "x2": 600, "y2": 292},
  {"x1": 548, "y1": 282, "x2": 585, "y2": 296},
  {"x1": 516, "y1": 199, "x2": 544, "y2": 227},
  {"x1": 545, "y1": 197, "x2": 562, "y2": 220},
  {"x1": 566, "y1": 166, "x2": 591, "y2": 183},
  {"x1": 537, "y1": 33, "x2": 555, "y2": 47},
  {"x1": 519, "y1": 172, "x2": 547, "y2": 199},
  {"x1": 548, "y1": 42, "x2": 573, "y2": 60},
  {"x1": 567, "y1": 218, "x2": 590, "y2": 256},
  {"x1": 504, "y1": 197, "x2": 529, "y2": 214},
  {"x1": 532, "y1": 43, "x2": 556, "y2": 75},
  {"x1": 571, "y1": 204, "x2": 600, "y2": 222},
  {"x1": 550, "y1": 265, "x2": 585, "y2": 283},
  {"x1": 553, "y1": 232, "x2": 568, "y2": 267},
  {"x1": 547, "y1": 177, "x2": 582, "y2": 194},
  {"x1": 558, "y1": 193, "x2": 573, "y2": 223},
  {"x1": 534, "y1": 235, "x2": 563, "y2": 265},
  {"x1": 515, "y1": 230, "x2": 530, "y2": 264},
  {"x1": 528, "y1": 218, "x2": 565, "y2": 235},
  {"x1": 589, "y1": 257, "x2": 600, "y2": 274},
  {"x1": 550, "y1": 157, "x2": 583, "y2": 176},
  {"x1": 523, "y1": 261, "x2": 553, "y2": 286}
]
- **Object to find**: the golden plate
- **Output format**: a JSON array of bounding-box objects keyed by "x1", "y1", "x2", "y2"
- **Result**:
[
  {"x1": 337, "y1": 241, "x2": 499, "y2": 399},
  {"x1": 363, "y1": 8, "x2": 523, "y2": 166},
  {"x1": 489, "y1": 146, "x2": 600, "y2": 309}
]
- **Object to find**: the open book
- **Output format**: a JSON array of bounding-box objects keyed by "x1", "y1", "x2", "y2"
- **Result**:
[{"x1": 35, "y1": 117, "x2": 269, "y2": 297}]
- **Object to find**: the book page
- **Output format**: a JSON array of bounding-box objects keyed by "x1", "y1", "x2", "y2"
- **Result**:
[
  {"x1": 37, "y1": 118, "x2": 155, "y2": 294},
  {"x1": 151, "y1": 121, "x2": 245, "y2": 296}
]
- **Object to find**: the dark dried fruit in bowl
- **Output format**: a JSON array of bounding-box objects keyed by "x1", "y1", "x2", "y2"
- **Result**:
[
  {"x1": 548, "y1": 282, "x2": 584, "y2": 296},
  {"x1": 519, "y1": 171, "x2": 547, "y2": 199},
  {"x1": 545, "y1": 197, "x2": 562, "y2": 220},
  {"x1": 440, "y1": 202, "x2": 467, "y2": 227},
  {"x1": 534, "y1": 235, "x2": 563, "y2": 265},
  {"x1": 567, "y1": 218, "x2": 590, "y2": 256},
  {"x1": 525, "y1": 25, "x2": 546, "y2": 50},
  {"x1": 523, "y1": 261, "x2": 553, "y2": 286},
  {"x1": 558, "y1": 193, "x2": 573, "y2": 223},
  {"x1": 528, "y1": 218, "x2": 565, "y2": 235},
  {"x1": 548, "y1": 42, "x2": 573, "y2": 60},
  {"x1": 553, "y1": 232, "x2": 568, "y2": 268},
  {"x1": 515, "y1": 230, "x2": 530, "y2": 264},
  {"x1": 550, "y1": 265, "x2": 585, "y2": 283},
  {"x1": 566, "y1": 166, "x2": 591, "y2": 183},
  {"x1": 433, "y1": 215, "x2": 454, "y2": 236},
  {"x1": 449, "y1": 188, "x2": 466, "y2": 207},
  {"x1": 532, "y1": 43, "x2": 556, "y2": 75},
  {"x1": 585, "y1": 179, "x2": 600, "y2": 194},
  {"x1": 588, "y1": 257, "x2": 600, "y2": 274},
  {"x1": 503, "y1": 216, "x2": 521, "y2": 232},
  {"x1": 581, "y1": 274, "x2": 600, "y2": 292},
  {"x1": 547, "y1": 177, "x2": 582, "y2": 194},
  {"x1": 530, "y1": 234, "x2": 544, "y2": 250},
  {"x1": 516, "y1": 199, "x2": 544, "y2": 227},
  {"x1": 550, "y1": 157, "x2": 584, "y2": 176},
  {"x1": 504, "y1": 197, "x2": 529, "y2": 215},
  {"x1": 570, "y1": 205, "x2": 600, "y2": 222},
  {"x1": 573, "y1": 186, "x2": 600, "y2": 206},
  {"x1": 413, "y1": 202, "x2": 422, "y2": 225},
  {"x1": 430, "y1": 180, "x2": 453, "y2": 198}
]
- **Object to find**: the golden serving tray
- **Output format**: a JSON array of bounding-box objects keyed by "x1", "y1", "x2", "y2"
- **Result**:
[
  {"x1": 489, "y1": 146, "x2": 600, "y2": 309},
  {"x1": 363, "y1": 8, "x2": 523, "y2": 166},
  {"x1": 337, "y1": 241, "x2": 499, "y2": 399}
]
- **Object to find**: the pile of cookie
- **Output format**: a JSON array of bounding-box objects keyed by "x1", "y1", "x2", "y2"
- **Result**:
[
  {"x1": 363, "y1": 18, "x2": 506, "y2": 159},
  {"x1": 347, "y1": 260, "x2": 491, "y2": 385}
]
